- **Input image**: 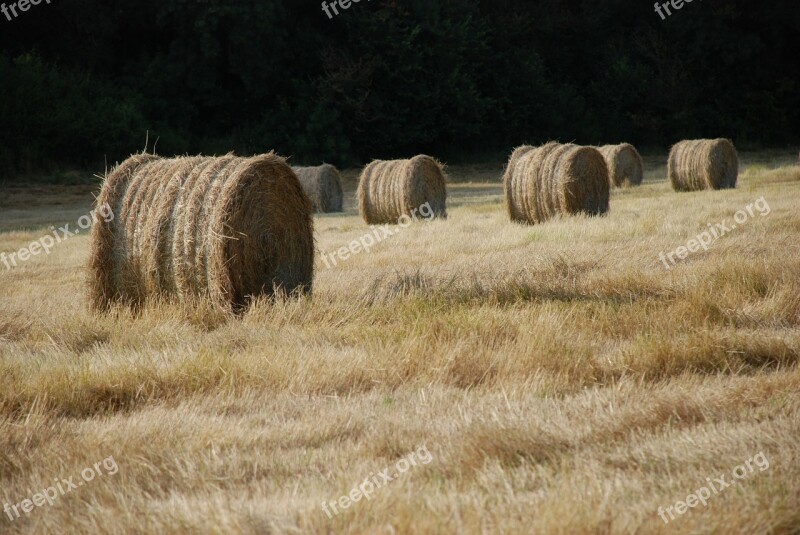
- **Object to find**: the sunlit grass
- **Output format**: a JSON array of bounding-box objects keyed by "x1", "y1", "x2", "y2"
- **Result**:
[{"x1": 1, "y1": 156, "x2": 799, "y2": 534}]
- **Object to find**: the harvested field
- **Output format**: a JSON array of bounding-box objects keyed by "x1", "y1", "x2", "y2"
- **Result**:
[{"x1": 2, "y1": 153, "x2": 799, "y2": 534}]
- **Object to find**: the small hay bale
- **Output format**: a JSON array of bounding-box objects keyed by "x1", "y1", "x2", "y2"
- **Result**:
[
  {"x1": 89, "y1": 152, "x2": 314, "y2": 312},
  {"x1": 596, "y1": 143, "x2": 644, "y2": 187},
  {"x1": 503, "y1": 142, "x2": 609, "y2": 225},
  {"x1": 668, "y1": 138, "x2": 738, "y2": 191},
  {"x1": 357, "y1": 155, "x2": 447, "y2": 224},
  {"x1": 292, "y1": 164, "x2": 343, "y2": 213}
]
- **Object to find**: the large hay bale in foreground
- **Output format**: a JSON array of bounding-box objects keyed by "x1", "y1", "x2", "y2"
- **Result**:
[
  {"x1": 292, "y1": 164, "x2": 343, "y2": 213},
  {"x1": 357, "y1": 155, "x2": 447, "y2": 224},
  {"x1": 89, "y1": 152, "x2": 314, "y2": 312},
  {"x1": 503, "y1": 142, "x2": 610, "y2": 225},
  {"x1": 596, "y1": 143, "x2": 643, "y2": 187},
  {"x1": 668, "y1": 139, "x2": 738, "y2": 191}
]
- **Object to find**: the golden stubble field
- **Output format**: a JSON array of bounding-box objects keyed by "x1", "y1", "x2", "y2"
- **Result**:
[{"x1": 1, "y1": 152, "x2": 799, "y2": 534}]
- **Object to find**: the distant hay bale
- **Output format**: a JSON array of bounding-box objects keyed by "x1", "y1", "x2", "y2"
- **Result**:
[
  {"x1": 596, "y1": 143, "x2": 643, "y2": 187},
  {"x1": 501, "y1": 145, "x2": 536, "y2": 222},
  {"x1": 668, "y1": 139, "x2": 738, "y2": 191},
  {"x1": 357, "y1": 155, "x2": 447, "y2": 224},
  {"x1": 292, "y1": 164, "x2": 343, "y2": 213},
  {"x1": 503, "y1": 142, "x2": 610, "y2": 225},
  {"x1": 89, "y1": 152, "x2": 314, "y2": 312}
]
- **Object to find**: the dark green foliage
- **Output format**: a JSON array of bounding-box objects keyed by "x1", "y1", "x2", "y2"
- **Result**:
[
  {"x1": 0, "y1": 0, "x2": 798, "y2": 179},
  {"x1": 0, "y1": 53, "x2": 148, "y2": 177}
]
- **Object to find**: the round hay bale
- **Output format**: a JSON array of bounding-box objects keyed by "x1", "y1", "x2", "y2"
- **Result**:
[
  {"x1": 596, "y1": 143, "x2": 643, "y2": 187},
  {"x1": 503, "y1": 142, "x2": 610, "y2": 225},
  {"x1": 668, "y1": 138, "x2": 738, "y2": 191},
  {"x1": 89, "y1": 152, "x2": 314, "y2": 312},
  {"x1": 88, "y1": 153, "x2": 158, "y2": 310},
  {"x1": 292, "y1": 164, "x2": 343, "y2": 213},
  {"x1": 357, "y1": 155, "x2": 447, "y2": 224},
  {"x1": 502, "y1": 145, "x2": 536, "y2": 222}
]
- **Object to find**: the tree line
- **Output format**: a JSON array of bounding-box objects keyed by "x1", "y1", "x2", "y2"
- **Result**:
[{"x1": 1, "y1": 0, "x2": 798, "y2": 179}]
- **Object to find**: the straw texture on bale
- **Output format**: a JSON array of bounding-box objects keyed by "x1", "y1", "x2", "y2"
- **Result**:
[
  {"x1": 292, "y1": 164, "x2": 343, "y2": 213},
  {"x1": 503, "y1": 143, "x2": 610, "y2": 225},
  {"x1": 89, "y1": 152, "x2": 314, "y2": 312},
  {"x1": 668, "y1": 139, "x2": 738, "y2": 191},
  {"x1": 357, "y1": 155, "x2": 447, "y2": 224},
  {"x1": 596, "y1": 143, "x2": 643, "y2": 187}
]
